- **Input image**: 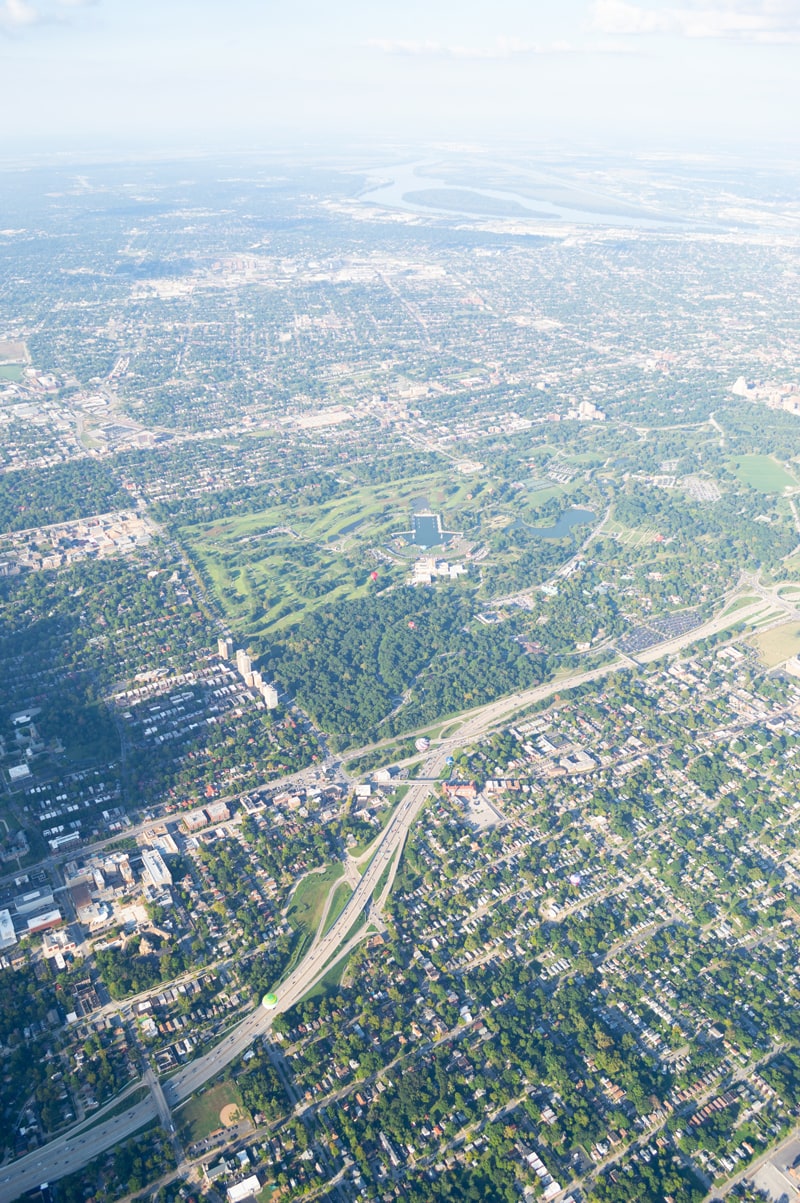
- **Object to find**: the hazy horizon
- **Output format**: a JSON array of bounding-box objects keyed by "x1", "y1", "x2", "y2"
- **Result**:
[{"x1": 1, "y1": 0, "x2": 799, "y2": 160}]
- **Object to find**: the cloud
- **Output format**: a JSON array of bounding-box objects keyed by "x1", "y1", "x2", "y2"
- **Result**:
[
  {"x1": 367, "y1": 36, "x2": 574, "y2": 60},
  {"x1": 0, "y1": 0, "x2": 41, "y2": 28},
  {"x1": 591, "y1": 0, "x2": 800, "y2": 41},
  {"x1": 0, "y1": 0, "x2": 96, "y2": 31}
]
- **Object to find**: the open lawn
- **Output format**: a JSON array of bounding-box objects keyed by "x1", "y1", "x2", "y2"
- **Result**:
[
  {"x1": 0, "y1": 365, "x2": 23, "y2": 382},
  {"x1": 323, "y1": 882, "x2": 353, "y2": 935},
  {"x1": 751, "y1": 621, "x2": 800, "y2": 667},
  {"x1": 721, "y1": 595, "x2": 759, "y2": 618},
  {"x1": 287, "y1": 863, "x2": 344, "y2": 943},
  {"x1": 182, "y1": 465, "x2": 579, "y2": 638},
  {"x1": 731, "y1": 455, "x2": 797, "y2": 493},
  {"x1": 175, "y1": 1079, "x2": 246, "y2": 1143},
  {"x1": 302, "y1": 952, "x2": 352, "y2": 1005}
]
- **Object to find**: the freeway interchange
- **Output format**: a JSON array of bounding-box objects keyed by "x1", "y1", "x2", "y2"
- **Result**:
[
  {"x1": 0, "y1": 584, "x2": 793, "y2": 1202},
  {"x1": 0, "y1": 752, "x2": 448, "y2": 1203}
]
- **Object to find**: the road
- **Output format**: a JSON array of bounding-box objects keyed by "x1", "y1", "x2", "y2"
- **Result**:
[
  {"x1": 0, "y1": 751, "x2": 448, "y2": 1202},
  {"x1": 0, "y1": 582, "x2": 792, "y2": 1202}
]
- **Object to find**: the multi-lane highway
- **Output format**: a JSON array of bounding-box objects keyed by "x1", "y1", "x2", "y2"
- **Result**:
[
  {"x1": 0, "y1": 754, "x2": 447, "y2": 1203},
  {"x1": 0, "y1": 583, "x2": 788, "y2": 1201}
]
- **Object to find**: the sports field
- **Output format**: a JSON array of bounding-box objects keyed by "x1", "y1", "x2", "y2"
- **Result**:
[
  {"x1": 176, "y1": 1079, "x2": 246, "y2": 1143},
  {"x1": 751, "y1": 622, "x2": 800, "y2": 667},
  {"x1": 731, "y1": 455, "x2": 796, "y2": 493}
]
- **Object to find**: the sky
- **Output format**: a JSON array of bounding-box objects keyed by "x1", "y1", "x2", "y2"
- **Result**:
[{"x1": 0, "y1": 0, "x2": 798, "y2": 156}]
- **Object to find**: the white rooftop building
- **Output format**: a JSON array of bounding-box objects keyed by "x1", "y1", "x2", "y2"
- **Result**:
[
  {"x1": 227, "y1": 1176, "x2": 261, "y2": 1203},
  {"x1": 141, "y1": 848, "x2": 172, "y2": 888},
  {"x1": 0, "y1": 908, "x2": 17, "y2": 951}
]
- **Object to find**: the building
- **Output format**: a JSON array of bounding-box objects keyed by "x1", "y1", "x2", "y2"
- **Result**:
[
  {"x1": 0, "y1": 908, "x2": 17, "y2": 950},
  {"x1": 411, "y1": 556, "x2": 467, "y2": 586},
  {"x1": 26, "y1": 909, "x2": 63, "y2": 935},
  {"x1": 48, "y1": 831, "x2": 81, "y2": 852},
  {"x1": 14, "y1": 888, "x2": 55, "y2": 916},
  {"x1": 205, "y1": 801, "x2": 230, "y2": 824},
  {"x1": 141, "y1": 848, "x2": 172, "y2": 888},
  {"x1": 442, "y1": 781, "x2": 478, "y2": 801},
  {"x1": 227, "y1": 1176, "x2": 261, "y2": 1203},
  {"x1": 260, "y1": 682, "x2": 278, "y2": 709},
  {"x1": 183, "y1": 808, "x2": 208, "y2": 832},
  {"x1": 218, "y1": 636, "x2": 234, "y2": 659},
  {"x1": 235, "y1": 649, "x2": 252, "y2": 678},
  {"x1": 204, "y1": 1159, "x2": 233, "y2": 1184},
  {"x1": 42, "y1": 928, "x2": 77, "y2": 958}
]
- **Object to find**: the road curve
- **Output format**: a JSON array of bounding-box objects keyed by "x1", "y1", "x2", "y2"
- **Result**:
[{"x1": 0, "y1": 588, "x2": 780, "y2": 1202}]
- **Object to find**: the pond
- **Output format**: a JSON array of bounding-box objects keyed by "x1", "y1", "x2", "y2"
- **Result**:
[
  {"x1": 516, "y1": 507, "x2": 596, "y2": 540},
  {"x1": 413, "y1": 512, "x2": 444, "y2": 549}
]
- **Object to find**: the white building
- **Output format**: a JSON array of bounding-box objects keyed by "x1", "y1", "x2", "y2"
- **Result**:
[
  {"x1": 411, "y1": 557, "x2": 467, "y2": 586},
  {"x1": 260, "y1": 682, "x2": 279, "y2": 709},
  {"x1": 141, "y1": 848, "x2": 172, "y2": 888},
  {"x1": 14, "y1": 888, "x2": 55, "y2": 915},
  {"x1": 0, "y1": 908, "x2": 16, "y2": 951},
  {"x1": 227, "y1": 1176, "x2": 261, "y2": 1203}
]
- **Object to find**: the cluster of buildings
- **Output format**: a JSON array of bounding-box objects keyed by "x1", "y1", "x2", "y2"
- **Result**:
[
  {"x1": 410, "y1": 556, "x2": 467, "y2": 586},
  {"x1": 0, "y1": 880, "x2": 64, "y2": 959},
  {"x1": 731, "y1": 375, "x2": 800, "y2": 415},
  {"x1": 565, "y1": 398, "x2": 606, "y2": 422},
  {"x1": 220, "y1": 639, "x2": 279, "y2": 709},
  {"x1": 640, "y1": 471, "x2": 722, "y2": 503},
  {"x1": 0, "y1": 509, "x2": 155, "y2": 575}
]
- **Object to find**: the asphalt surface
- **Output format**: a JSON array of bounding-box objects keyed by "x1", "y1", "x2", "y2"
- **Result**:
[
  {"x1": 0, "y1": 585, "x2": 791, "y2": 1202},
  {"x1": 0, "y1": 755, "x2": 447, "y2": 1203}
]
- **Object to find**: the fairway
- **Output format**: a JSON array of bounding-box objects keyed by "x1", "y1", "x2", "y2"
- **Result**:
[
  {"x1": 287, "y1": 863, "x2": 344, "y2": 942},
  {"x1": 181, "y1": 464, "x2": 581, "y2": 639},
  {"x1": 175, "y1": 1079, "x2": 246, "y2": 1143},
  {"x1": 731, "y1": 455, "x2": 796, "y2": 493},
  {"x1": 751, "y1": 622, "x2": 800, "y2": 667}
]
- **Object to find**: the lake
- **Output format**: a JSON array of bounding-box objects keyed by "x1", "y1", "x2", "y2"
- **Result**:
[{"x1": 518, "y1": 507, "x2": 596, "y2": 540}]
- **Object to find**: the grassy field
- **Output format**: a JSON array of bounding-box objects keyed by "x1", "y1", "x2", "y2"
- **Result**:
[
  {"x1": 182, "y1": 468, "x2": 478, "y2": 636},
  {"x1": 182, "y1": 465, "x2": 579, "y2": 638},
  {"x1": 175, "y1": 1079, "x2": 246, "y2": 1143},
  {"x1": 721, "y1": 595, "x2": 759, "y2": 617},
  {"x1": 302, "y1": 952, "x2": 352, "y2": 1005},
  {"x1": 287, "y1": 864, "x2": 344, "y2": 943},
  {"x1": 749, "y1": 606, "x2": 786, "y2": 629},
  {"x1": 323, "y1": 882, "x2": 353, "y2": 935},
  {"x1": 731, "y1": 455, "x2": 797, "y2": 493},
  {"x1": 0, "y1": 365, "x2": 23, "y2": 382},
  {"x1": 751, "y1": 622, "x2": 800, "y2": 667}
]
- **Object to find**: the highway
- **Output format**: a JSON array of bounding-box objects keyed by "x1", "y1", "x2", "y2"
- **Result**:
[
  {"x1": 0, "y1": 583, "x2": 789, "y2": 1202},
  {"x1": 0, "y1": 753, "x2": 448, "y2": 1203}
]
